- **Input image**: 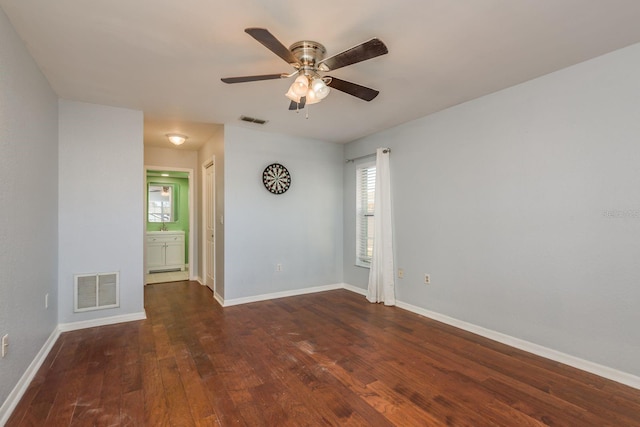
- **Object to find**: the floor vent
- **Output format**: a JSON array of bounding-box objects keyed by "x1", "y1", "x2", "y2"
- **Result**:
[{"x1": 74, "y1": 272, "x2": 120, "y2": 312}]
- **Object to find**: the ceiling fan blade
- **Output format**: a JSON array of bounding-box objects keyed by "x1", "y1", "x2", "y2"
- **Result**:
[
  {"x1": 326, "y1": 77, "x2": 380, "y2": 101},
  {"x1": 288, "y1": 96, "x2": 306, "y2": 110},
  {"x1": 221, "y1": 74, "x2": 285, "y2": 84},
  {"x1": 319, "y1": 38, "x2": 388, "y2": 71},
  {"x1": 245, "y1": 28, "x2": 299, "y2": 65}
]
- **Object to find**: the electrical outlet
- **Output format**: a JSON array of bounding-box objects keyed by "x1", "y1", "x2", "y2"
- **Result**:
[
  {"x1": 398, "y1": 268, "x2": 404, "y2": 279},
  {"x1": 424, "y1": 274, "x2": 431, "y2": 285},
  {"x1": 1, "y1": 334, "x2": 8, "y2": 358},
  {"x1": 276, "y1": 264, "x2": 283, "y2": 272}
]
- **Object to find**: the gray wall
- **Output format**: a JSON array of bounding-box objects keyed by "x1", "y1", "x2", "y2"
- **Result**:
[
  {"x1": 58, "y1": 100, "x2": 144, "y2": 324},
  {"x1": 0, "y1": 7, "x2": 59, "y2": 407},
  {"x1": 224, "y1": 125, "x2": 344, "y2": 300},
  {"x1": 344, "y1": 43, "x2": 640, "y2": 376}
]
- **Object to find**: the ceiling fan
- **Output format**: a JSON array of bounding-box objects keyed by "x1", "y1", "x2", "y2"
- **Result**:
[{"x1": 221, "y1": 28, "x2": 388, "y2": 110}]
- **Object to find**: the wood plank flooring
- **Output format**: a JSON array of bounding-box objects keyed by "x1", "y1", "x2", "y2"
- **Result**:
[{"x1": 6, "y1": 281, "x2": 640, "y2": 426}]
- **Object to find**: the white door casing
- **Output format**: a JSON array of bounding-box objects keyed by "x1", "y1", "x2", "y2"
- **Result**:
[{"x1": 204, "y1": 160, "x2": 216, "y2": 291}]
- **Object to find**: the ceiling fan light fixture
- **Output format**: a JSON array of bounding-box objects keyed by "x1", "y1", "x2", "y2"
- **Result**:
[
  {"x1": 305, "y1": 88, "x2": 321, "y2": 105},
  {"x1": 310, "y1": 77, "x2": 330, "y2": 100},
  {"x1": 221, "y1": 29, "x2": 389, "y2": 110},
  {"x1": 285, "y1": 85, "x2": 302, "y2": 103},
  {"x1": 166, "y1": 133, "x2": 188, "y2": 146},
  {"x1": 291, "y1": 74, "x2": 309, "y2": 97}
]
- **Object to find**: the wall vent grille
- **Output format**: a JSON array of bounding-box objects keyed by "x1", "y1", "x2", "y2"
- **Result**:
[
  {"x1": 239, "y1": 115, "x2": 268, "y2": 125},
  {"x1": 74, "y1": 272, "x2": 119, "y2": 312}
]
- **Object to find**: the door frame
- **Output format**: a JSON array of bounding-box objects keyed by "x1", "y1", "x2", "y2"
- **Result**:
[
  {"x1": 144, "y1": 165, "x2": 195, "y2": 282},
  {"x1": 201, "y1": 157, "x2": 216, "y2": 294}
]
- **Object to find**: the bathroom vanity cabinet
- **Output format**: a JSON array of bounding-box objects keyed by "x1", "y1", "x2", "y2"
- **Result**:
[{"x1": 146, "y1": 231, "x2": 185, "y2": 273}]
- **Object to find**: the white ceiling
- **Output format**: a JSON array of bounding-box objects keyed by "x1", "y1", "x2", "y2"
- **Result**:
[{"x1": 3, "y1": 0, "x2": 640, "y2": 145}]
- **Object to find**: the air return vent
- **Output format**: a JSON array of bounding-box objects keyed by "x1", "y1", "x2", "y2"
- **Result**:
[
  {"x1": 239, "y1": 115, "x2": 268, "y2": 125},
  {"x1": 74, "y1": 272, "x2": 119, "y2": 312}
]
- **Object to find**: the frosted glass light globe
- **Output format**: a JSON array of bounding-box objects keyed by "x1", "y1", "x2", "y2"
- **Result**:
[
  {"x1": 311, "y1": 78, "x2": 330, "y2": 100},
  {"x1": 291, "y1": 75, "x2": 309, "y2": 97}
]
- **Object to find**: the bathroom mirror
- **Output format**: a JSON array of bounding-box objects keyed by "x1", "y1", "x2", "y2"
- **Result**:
[{"x1": 148, "y1": 184, "x2": 175, "y2": 222}]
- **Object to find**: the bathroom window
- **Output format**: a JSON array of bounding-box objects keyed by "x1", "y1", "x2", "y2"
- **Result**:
[{"x1": 148, "y1": 184, "x2": 175, "y2": 222}]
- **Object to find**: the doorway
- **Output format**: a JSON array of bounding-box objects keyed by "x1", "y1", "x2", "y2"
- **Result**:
[{"x1": 144, "y1": 166, "x2": 195, "y2": 284}]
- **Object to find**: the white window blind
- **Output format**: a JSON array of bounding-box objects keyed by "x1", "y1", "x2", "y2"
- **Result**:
[{"x1": 356, "y1": 162, "x2": 376, "y2": 267}]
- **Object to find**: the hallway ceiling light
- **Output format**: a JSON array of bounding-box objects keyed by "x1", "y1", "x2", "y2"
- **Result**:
[{"x1": 166, "y1": 133, "x2": 188, "y2": 146}]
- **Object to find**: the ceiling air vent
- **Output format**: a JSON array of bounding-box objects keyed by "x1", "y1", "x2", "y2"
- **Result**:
[{"x1": 240, "y1": 115, "x2": 268, "y2": 125}]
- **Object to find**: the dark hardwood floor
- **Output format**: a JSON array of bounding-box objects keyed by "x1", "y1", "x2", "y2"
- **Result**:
[{"x1": 7, "y1": 281, "x2": 640, "y2": 426}]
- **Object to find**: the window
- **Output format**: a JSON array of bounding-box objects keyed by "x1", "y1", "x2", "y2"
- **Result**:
[{"x1": 356, "y1": 162, "x2": 376, "y2": 267}]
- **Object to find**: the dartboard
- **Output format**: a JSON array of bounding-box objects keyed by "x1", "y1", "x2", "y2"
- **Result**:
[{"x1": 262, "y1": 163, "x2": 291, "y2": 194}]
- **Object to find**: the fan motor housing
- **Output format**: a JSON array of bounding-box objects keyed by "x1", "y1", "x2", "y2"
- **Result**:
[{"x1": 289, "y1": 41, "x2": 326, "y2": 68}]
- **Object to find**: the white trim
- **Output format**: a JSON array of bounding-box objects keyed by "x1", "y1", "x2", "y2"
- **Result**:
[
  {"x1": 387, "y1": 296, "x2": 640, "y2": 390},
  {"x1": 0, "y1": 327, "x2": 60, "y2": 426},
  {"x1": 343, "y1": 283, "x2": 367, "y2": 296},
  {"x1": 58, "y1": 311, "x2": 146, "y2": 332},
  {"x1": 196, "y1": 275, "x2": 221, "y2": 305},
  {"x1": 221, "y1": 283, "x2": 345, "y2": 307},
  {"x1": 201, "y1": 157, "x2": 216, "y2": 295},
  {"x1": 213, "y1": 291, "x2": 224, "y2": 307}
]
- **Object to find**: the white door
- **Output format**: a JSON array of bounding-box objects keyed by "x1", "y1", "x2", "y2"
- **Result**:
[{"x1": 205, "y1": 162, "x2": 215, "y2": 291}]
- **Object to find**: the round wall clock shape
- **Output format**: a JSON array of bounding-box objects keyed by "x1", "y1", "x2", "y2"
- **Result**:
[{"x1": 263, "y1": 163, "x2": 291, "y2": 194}]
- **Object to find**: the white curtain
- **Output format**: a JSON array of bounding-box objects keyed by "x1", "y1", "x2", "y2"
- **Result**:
[{"x1": 367, "y1": 148, "x2": 395, "y2": 306}]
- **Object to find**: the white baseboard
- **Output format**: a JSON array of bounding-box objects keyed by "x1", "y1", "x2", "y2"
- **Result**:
[
  {"x1": 389, "y1": 298, "x2": 640, "y2": 390},
  {"x1": 58, "y1": 311, "x2": 147, "y2": 332},
  {"x1": 213, "y1": 291, "x2": 224, "y2": 307},
  {"x1": 221, "y1": 283, "x2": 345, "y2": 307},
  {"x1": 193, "y1": 278, "x2": 221, "y2": 305},
  {"x1": 342, "y1": 283, "x2": 367, "y2": 296},
  {"x1": 0, "y1": 327, "x2": 60, "y2": 426}
]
